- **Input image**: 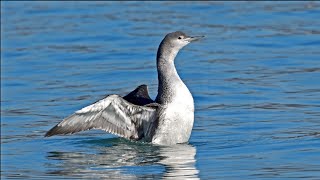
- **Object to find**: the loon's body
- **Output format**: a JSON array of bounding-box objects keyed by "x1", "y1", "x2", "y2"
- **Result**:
[{"x1": 45, "y1": 31, "x2": 203, "y2": 145}]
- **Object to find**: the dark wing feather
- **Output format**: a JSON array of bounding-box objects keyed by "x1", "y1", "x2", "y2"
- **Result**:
[
  {"x1": 123, "y1": 84, "x2": 154, "y2": 106},
  {"x1": 45, "y1": 94, "x2": 157, "y2": 139}
]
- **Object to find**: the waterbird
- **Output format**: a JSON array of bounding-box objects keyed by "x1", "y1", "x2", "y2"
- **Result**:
[{"x1": 45, "y1": 31, "x2": 204, "y2": 145}]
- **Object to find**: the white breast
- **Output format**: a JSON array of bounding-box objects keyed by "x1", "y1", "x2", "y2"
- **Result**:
[
  {"x1": 172, "y1": 82, "x2": 194, "y2": 111},
  {"x1": 152, "y1": 82, "x2": 194, "y2": 145}
]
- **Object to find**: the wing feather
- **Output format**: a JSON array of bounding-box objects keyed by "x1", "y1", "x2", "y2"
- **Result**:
[{"x1": 45, "y1": 94, "x2": 157, "y2": 139}]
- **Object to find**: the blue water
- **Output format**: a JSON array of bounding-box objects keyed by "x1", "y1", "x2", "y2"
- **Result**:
[{"x1": 1, "y1": 1, "x2": 320, "y2": 179}]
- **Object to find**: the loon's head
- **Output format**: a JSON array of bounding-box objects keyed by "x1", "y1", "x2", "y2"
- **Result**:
[{"x1": 161, "y1": 31, "x2": 204, "y2": 51}]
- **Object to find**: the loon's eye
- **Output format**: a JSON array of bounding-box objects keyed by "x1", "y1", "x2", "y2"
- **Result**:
[{"x1": 178, "y1": 36, "x2": 183, "y2": 40}]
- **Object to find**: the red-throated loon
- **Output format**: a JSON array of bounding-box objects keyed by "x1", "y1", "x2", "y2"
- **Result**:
[{"x1": 45, "y1": 31, "x2": 204, "y2": 145}]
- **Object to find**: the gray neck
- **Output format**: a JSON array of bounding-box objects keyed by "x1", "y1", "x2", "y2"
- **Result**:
[{"x1": 156, "y1": 41, "x2": 182, "y2": 104}]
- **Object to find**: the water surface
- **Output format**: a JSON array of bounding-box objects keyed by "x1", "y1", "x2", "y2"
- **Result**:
[{"x1": 1, "y1": 1, "x2": 320, "y2": 179}]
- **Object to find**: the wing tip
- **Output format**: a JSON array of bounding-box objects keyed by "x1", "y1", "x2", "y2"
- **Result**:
[
  {"x1": 44, "y1": 124, "x2": 67, "y2": 137},
  {"x1": 44, "y1": 126, "x2": 58, "y2": 137},
  {"x1": 44, "y1": 133, "x2": 52, "y2": 137}
]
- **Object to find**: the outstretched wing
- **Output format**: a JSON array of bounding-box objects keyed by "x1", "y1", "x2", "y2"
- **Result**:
[{"x1": 45, "y1": 95, "x2": 157, "y2": 139}]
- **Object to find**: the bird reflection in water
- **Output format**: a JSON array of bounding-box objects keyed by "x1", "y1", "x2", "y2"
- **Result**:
[{"x1": 45, "y1": 138, "x2": 199, "y2": 179}]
